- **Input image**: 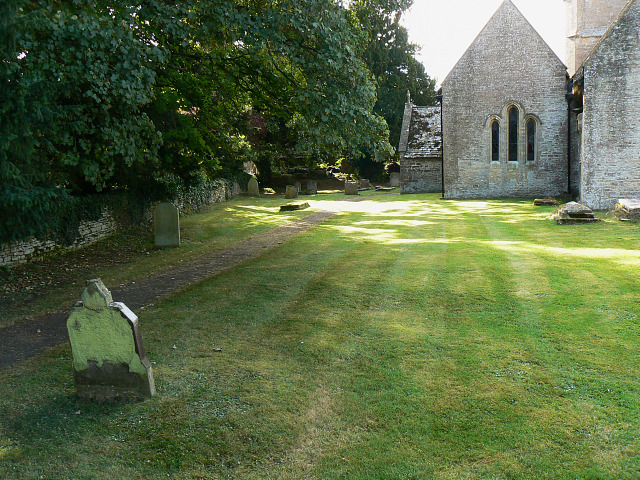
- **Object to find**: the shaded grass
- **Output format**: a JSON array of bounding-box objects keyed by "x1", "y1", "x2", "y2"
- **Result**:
[
  {"x1": 2, "y1": 194, "x2": 640, "y2": 478},
  {"x1": 0, "y1": 195, "x2": 321, "y2": 327}
]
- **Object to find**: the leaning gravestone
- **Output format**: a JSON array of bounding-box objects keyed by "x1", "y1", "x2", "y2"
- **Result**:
[
  {"x1": 285, "y1": 185, "x2": 299, "y2": 199},
  {"x1": 247, "y1": 176, "x2": 260, "y2": 197},
  {"x1": 390, "y1": 172, "x2": 401, "y2": 187},
  {"x1": 345, "y1": 181, "x2": 359, "y2": 195},
  {"x1": 154, "y1": 202, "x2": 180, "y2": 247},
  {"x1": 67, "y1": 279, "x2": 155, "y2": 401}
]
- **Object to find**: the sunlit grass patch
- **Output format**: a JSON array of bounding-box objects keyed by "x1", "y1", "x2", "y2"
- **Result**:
[{"x1": 2, "y1": 194, "x2": 640, "y2": 478}]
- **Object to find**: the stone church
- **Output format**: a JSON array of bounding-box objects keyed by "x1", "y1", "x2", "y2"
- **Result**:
[{"x1": 399, "y1": 0, "x2": 640, "y2": 210}]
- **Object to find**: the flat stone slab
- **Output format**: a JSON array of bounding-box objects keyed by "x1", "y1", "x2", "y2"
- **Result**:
[
  {"x1": 551, "y1": 201, "x2": 600, "y2": 225},
  {"x1": 615, "y1": 199, "x2": 640, "y2": 221},
  {"x1": 375, "y1": 186, "x2": 396, "y2": 191},
  {"x1": 279, "y1": 202, "x2": 310, "y2": 212},
  {"x1": 533, "y1": 197, "x2": 558, "y2": 206}
]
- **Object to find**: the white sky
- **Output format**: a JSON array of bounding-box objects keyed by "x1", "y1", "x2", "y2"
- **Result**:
[{"x1": 402, "y1": 0, "x2": 566, "y2": 85}]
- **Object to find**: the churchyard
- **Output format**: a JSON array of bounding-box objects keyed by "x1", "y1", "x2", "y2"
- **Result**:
[{"x1": 2, "y1": 193, "x2": 640, "y2": 479}]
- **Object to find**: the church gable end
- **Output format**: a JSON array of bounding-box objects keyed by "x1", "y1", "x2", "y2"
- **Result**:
[
  {"x1": 580, "y1": 0, "x2": 640, "y2": 209},
  {"x1": 442, "y1": 0, "x2": 568, "y2": 199}
]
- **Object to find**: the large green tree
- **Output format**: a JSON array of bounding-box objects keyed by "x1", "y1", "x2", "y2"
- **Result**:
[
  {"x1": 0, "y1": 0, "x2": 398, "y2": 242},
  {"x1": 349, "y1": 0, "x2": 435, "y2": 178}
]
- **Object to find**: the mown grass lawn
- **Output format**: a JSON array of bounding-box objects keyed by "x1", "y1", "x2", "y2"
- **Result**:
[{"x1": 2, "y1": 193, "x2": 640, "y2": 479}]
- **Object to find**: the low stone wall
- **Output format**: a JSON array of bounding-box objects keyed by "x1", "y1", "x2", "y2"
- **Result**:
[
  {"x1": 0, "y1": 212, "x2": 117, "y2": 266},
  {"x1": 1, "y1": 180, "x2": 239, "y2": 267}
]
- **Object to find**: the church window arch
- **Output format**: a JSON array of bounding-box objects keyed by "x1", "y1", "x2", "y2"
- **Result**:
[
  {"x1": 526, "y1": 118, "x2": 536, "y2": 162},
  {"x1": 491, "y1": 119, "x2": 500, "y2": 162},
  {"x1": 508, "y1": 106, "x2": 519, "y2": 162}
]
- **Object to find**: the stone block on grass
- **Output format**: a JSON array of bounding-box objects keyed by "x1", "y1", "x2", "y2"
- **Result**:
[
  {"x1": 67, "y1": 279, "x2": 155, "y2": 401},
  {"x1": 344, "y1": 182, "x2": 359, "y2": 195},
  {"x1": 285, "y1": 185, "x2": 299, "y2": 199},
  {"x1": 280, "y1": 202, "x2": 310, "y2": 212}
]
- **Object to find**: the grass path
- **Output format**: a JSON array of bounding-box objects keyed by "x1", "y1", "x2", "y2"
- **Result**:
[{"x1": 2, "y1": 194, "x2": 640, "y2": 479}]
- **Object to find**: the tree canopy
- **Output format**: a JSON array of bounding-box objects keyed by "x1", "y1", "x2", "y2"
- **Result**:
[{"x1": 0, "y1": 0, "x2": 432, "y2": 242}]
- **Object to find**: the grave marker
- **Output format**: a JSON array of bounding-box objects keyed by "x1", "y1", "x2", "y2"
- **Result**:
[
  {"x1": 285, "y1": 185, "x2": 299, "y2": 199},
  {"x1": 248, "y1": 177, "x2": 260, "y2": 196},
  {"x1": 345, "y1": 181, "x2": 359, "y2": 195},
  {"x1": 67, "y1": 279, "x2": 155, "y2": 401},
  {"x1": 154, "y1": 202, "x2": 180, "y2": 247},
  {"x1": 390, "y1": 172, "x2": 401, "y2": 187}
]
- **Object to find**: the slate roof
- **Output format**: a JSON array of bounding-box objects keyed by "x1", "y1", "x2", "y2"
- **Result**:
[{"x1": 404, "y1": 106, "x2": 442, "y2": 159}]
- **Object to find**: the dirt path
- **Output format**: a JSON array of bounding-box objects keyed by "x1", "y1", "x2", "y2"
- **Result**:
[{"x1": 0, "y1": 209, "x2": 341, "y2": 368}]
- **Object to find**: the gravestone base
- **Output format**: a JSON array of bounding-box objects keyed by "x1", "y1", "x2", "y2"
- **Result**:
[
  {"x1": 551, "y1": 202, "x2": 600, "y2": 225},
  {"x1": 75, "y1": 360, "x2": 154, "y2": 402}
]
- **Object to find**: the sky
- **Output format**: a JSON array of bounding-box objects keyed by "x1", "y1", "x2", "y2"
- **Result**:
[{"x1": 401, "y1": 0, "x2": 566, "y2": 85}]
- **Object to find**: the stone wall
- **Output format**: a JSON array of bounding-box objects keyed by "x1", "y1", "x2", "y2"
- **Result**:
[
  {"x1": 580, "y1": 0, "x2": 640, "y2": 210},
  {"x1": 442, "y1": 1, "x2": 568, "y2": 199},
  {"x1": 1, "y1": 180, "x2": 238, "y2": 266},
  {"x1": 0, "y1": 213, "x2": 117, "y2": 266},
  {"x1": 400, "y1": 158, "x2": 442, "y2": 194},
  {"x1": 565, "y1": 0, "x2": 629, "y2": 76}
]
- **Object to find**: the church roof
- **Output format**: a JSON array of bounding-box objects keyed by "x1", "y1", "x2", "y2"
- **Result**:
[
  {"x1": 442, "y1": 0, "x2": 565, "y2": 86},
  {"x1": 403, "y1": 106, "x2": 442, "y2": 159}
]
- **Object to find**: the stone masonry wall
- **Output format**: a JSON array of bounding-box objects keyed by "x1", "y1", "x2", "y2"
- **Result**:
[
  {"x1": 0, "y1": 212, "x2": 117, "y2": 266},
  {"x1": 1, "y1": 180, "x2": 237, "y2": 266},
  {"x1": 565, "y1": 0, "x2": 629, "y2": 76},
  {"x1": 400, "y1": 158, "x2": 442, "y2": 194},
  {"x1": 580, "y1": 0, "x2": 640, "y2": 210},
  {"x1": 442, "y1": 1, "x2": 568, "y2": 199}
]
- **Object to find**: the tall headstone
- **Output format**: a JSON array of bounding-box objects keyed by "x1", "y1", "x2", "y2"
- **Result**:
[
  {"x1": 154, "y1": 202, "x2": 180, "y2": 248},
  {"x1": 345, "y1": 181, "x2": 359, "y2": 195},
  {"x1": 247, "y1": 177, "x2": 260, "y2": 196},
  {"x1": 67, "y1": 279, "x2": 155, "y2": 401},
  {"x1": 285, "y1": 185, "x2": 299, "y2": 199},
  {"x1": 305, "y1": 180, "x2": 318, "y2": 195},
  {"x1": 390, "y1": 172, "x2": 401, "y2": 187}
]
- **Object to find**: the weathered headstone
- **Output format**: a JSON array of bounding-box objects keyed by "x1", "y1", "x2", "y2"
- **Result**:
[
  {"x1": 345, "y1": 181, "x2": 359, "y2": 195},
  {"x1": 551, "y1": 201, "x2": 600, "y2": 224},
  {"x1": 294, "y1": 181, "x2": 302, "y2": 194},
  {"x1": 67, "y1": 279, "x2": 155, "y2": 401},
  {"x1": 615, "y1": 199, "x2": 640, "y2": 221},
  {"x1": 154, "y1": 202, "x2": 180, "y2": 247},
  {"x1": 285, "y1": 185, "x2": 299, "y2": 199},
  {"x1": 247, "y1": 176, "x2": 260, "y2": 197},
  {"x1": 360, "y1": 179, "x2": 371, "y2": 189},
  {"x1": 390, "y1": 172, "x2": 401, "y2": 187},
  {"x1": 305, "y1": 180, "x2": 318, "y2": 195}
]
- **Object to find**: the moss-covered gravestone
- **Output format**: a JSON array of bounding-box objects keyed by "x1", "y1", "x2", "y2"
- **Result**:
[
  {"x1": 345, "y1": 181, "x2": 359, "y2": 195},
  {"x1": 248, "y1": 176, "x2": 260, "y2": 196},
  {"x1": 67, "y1": 279, "x2": 155, "y2": 401},
  {"x1": 154, "y1": 202, "x2": 180, "y2": 248}
]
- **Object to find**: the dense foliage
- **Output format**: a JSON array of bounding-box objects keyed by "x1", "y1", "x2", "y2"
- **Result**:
[{"x1": 0, "y1": 0, "x2": 431, "y2": 243}]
